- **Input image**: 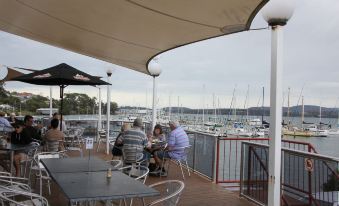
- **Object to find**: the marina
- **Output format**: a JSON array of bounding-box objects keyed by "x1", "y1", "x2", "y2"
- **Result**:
[{"x1": 1, "y1": 0, "x2": 339, "y2": 205}]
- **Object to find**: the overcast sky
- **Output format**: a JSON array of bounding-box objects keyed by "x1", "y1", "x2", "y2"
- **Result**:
[{"x1": 1, "y1": 0, "x2": 339, "y2": 109}]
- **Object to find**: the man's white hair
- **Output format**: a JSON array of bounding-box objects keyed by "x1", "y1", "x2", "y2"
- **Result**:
[{"x1": 169, "y1": 120, "x2": 180, "y2": 128}]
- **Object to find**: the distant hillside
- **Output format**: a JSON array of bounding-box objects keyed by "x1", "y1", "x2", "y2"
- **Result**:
[{"x1": 161, "y1": 105, "x2": 338, "y2": 118}]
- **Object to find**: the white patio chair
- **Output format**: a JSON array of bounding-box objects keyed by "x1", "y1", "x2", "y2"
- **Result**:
[
  {"x1": 106, "y1": 159, "x2": 123, "y2": 169},
  {"x1": 122, "y1": 146, "x2": 146, "y2": 167},
  {"x1": 118, "y1": 165, "x2": 149, "y2": 206},
  {"x1": 144, "y1": 180, "x2": 185, "y2": 206},
  {"x1": 161, "y1": 146, "x2": 191, "y2": 180},
  {"x1": 29, "y1": 151, "x2": 67, "y2": 195},
  {"x1": 0, "y1": 175, "x2": 31, "y2": 194},
  {"x1": 0, "y1": 186, "x2": 49, "y2": 206}
]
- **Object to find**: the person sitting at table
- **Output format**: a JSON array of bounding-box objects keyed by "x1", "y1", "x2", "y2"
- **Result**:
[
  {"x1": 112, "y1": 123, "x2": 130, "y2": 159},
  {"x1": 7, "y1": 113, "x2": 21, "y2": 127},
  {"x1": 0, "y1": 111, "x2": 12, "y2": 129},
  {"x1": 153, "y1": 124, "x2": 166, "y2": 142},
  {"x1": 153, "y1": 120, "x2": 189, "y2": 175},
  {"x1": 43, "y1": 119, "x2": 65, "y2": 151},
  {"x1": 22, "y1": 115, "x2": 41, "y2": 142},
  {"x1": 118, "y1": 118, "x2": 151, "y2": 165},
  {"x1": 10, "y1": 123, "x2": 33, "y2": 176}
]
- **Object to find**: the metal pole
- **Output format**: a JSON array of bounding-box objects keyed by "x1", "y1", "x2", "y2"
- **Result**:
[
  {"x1": 98, "y1": 87, "x2": 102, "y2": 131},
  {"x1": 268, "y1": 25, "x2": 283, "y2": 206},
  {"x1": 152, "y1": 76, "x2": 157, "y2": 129},
  {"x1": 106, "y1": 74, "x2": 112, "y2": 154},
  {"x1": 49, "y1": 86, "x2": 53, "y2": 117}
]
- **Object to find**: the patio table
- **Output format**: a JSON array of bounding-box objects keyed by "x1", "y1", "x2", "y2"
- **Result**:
[
  {"x1": 50, "y1": 171, "x2": 159, "y2": 204},
  {"x1": 41, "y1": 157, "x2": 159, "y2": 205},
  {"x1": 41, "y1": 156, "x2": 113, "y2": 173}
]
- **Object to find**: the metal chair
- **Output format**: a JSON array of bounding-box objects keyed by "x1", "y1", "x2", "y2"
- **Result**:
[
  {"x1": 64, "y1": 128, "x2": 84, "y2": 157},
  {"x1": 122, "y1": 146, "x2": 146, "y2": 166},
  {"x1": 0, "y1": 175, "x2": 31, "y2": 194},
  {"x1": 0, "y1": 186, "x2": 49, "y2": 206},
  {"x1": 106, "y1": 159, "x2": 123, "y2": 169},
  {"x1": 144, "y1": 180, "x2": 185, "y2": 206},
  {"x1": 96, "y1": 130, "x2": 116, "y2": 152},
  {"x1": 29, "y1": 151, "x2": 67, "y2": 195},
  {"x1": 161, "y1": 146, "x2": 191, "y2": 180},
  {"x1": 118, "y1": 165, "x2": 150, "y2": 206}
]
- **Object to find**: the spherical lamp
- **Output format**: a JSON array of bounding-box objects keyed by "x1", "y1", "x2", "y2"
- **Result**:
[
  {"x1": 262, "y1": 0, "x2": 295, "y2": 26},
  {"x1": 148, "y1": 60, "x2": 162, "y2": 77}
]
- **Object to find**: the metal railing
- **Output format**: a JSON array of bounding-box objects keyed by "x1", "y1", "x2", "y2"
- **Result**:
[
  {"x1": 216, "y1": 137, "x2": 269, "y2": 184},
  {"x1": 240, "y1": 141, "x2": 339, "y2": 206},
  {"x1": 216, "y1": 138, "x2": 316, "y2": 184}
]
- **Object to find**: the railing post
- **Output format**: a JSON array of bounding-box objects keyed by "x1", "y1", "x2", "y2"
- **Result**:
[
  {"x1": 247, "y1": 145, "x2": 252, "y2": 195},
  {"x1": 214, "y1": 137, "x2": 220, "y2": 183},
  {"x1": 308, "y1": 147, "x2": 312, "y2": 205}
]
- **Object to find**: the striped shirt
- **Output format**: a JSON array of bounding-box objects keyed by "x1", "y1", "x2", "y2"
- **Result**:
[
  {"x1": 168, "y1": 126, "x2": 189, "y2": 159},
  {"x1": 120, "y1": 128, "x2": 148, "y2": 164}
]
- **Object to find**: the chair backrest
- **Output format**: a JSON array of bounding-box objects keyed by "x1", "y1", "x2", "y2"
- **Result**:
[
  {"x1": 46, "y1": 140, "x2": 60, "y2": 152},
  {"x1": 118, "y1": 165, "x2": 149, "y2": 184},
  {"x1": 0, "y1": 187, "x2": 49, "y2": 206},
  {"x1": 122, "y1": 146, "x2": 144, "y2": 165},
  {"x1": 107, "y1": 160, "x2": 123, "y2": 168},
  {"x1": 147, "y1": 180, "x2": 185, "y2": 206},
  {"x1": 35, "y1": 151, "x2": 64, "y2": 169}
]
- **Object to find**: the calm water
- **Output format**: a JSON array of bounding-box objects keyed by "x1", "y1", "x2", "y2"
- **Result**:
[{"x1": 62, "y1": 114, "x2": 339, "y2": 158}]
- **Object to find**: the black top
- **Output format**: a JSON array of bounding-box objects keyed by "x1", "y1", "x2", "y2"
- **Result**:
[
  {"x1": 10, "y1": 131, "x2": 32, "y2": 145},
  {"x1": 41, "y1": 157, "x2": 114, "y2": 173},
  {"x1": 50, "y1": 171, "x2": 159, "y2": 202},
  {"x1": 22, "y1": 126, "x2": 41, "y2": 141}
]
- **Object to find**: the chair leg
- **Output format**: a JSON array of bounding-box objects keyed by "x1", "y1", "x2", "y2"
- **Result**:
[
  {"x1": 96, "y1": 139, "x2": 101, "y2": 152},
  {"x1": 185, "y1": 160, "x2": 191, "y2": 176},
  {"x1": 178, "y1": 160, "x2": 185, "y2": 180}
]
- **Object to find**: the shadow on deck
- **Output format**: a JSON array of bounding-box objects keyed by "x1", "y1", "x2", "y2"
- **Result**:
[{"x1": 43, "y1": 147, "x2": 254, "y2": 206}]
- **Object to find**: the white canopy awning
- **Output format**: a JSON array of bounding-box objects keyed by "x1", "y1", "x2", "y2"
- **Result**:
[{"x1": 0, "y1": 0, "x2": 267, "y2": 75}]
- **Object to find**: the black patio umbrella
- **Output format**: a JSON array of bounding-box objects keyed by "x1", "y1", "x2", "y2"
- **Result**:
[{"x1": 12, "y1": 63, "x2": 110, "y2": 130}]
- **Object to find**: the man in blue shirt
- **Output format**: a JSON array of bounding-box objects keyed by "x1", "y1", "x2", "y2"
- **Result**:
[
  {"x1": 153, "y1": 120, "x2": 189, "y2": 175},
  {"x1": 0, "y1": 111, "x2": 12, "y2": 129}
]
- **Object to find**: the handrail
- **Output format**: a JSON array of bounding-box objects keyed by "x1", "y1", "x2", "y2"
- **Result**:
[{"x1": 242, "y1": 141, "x2": 339, "y2": 206}]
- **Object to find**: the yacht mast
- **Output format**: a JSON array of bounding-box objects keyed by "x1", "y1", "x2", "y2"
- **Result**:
[
  {"x1": 301, "y1": 96, "x2": 304, "y2": 126},
  {"x1": 287, "y1": 87, "x2": 290, "y2": 122},
  {"x1": 202, "y1": 84, "x2": 205, "y2": 125},
  {"x1": 261, "y1": 87, "x2": 264, "y2": 123}
]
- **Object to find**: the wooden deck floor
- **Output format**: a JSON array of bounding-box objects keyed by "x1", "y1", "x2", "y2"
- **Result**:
[{"x1": 36, "y1": 147, "x2": 254, "y2": 206}]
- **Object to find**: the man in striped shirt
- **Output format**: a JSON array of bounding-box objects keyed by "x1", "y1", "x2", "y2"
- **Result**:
[
  {"x1": 153, "y1": 120, "x2": 189, "y2": 173},
  {"x1": 119, "y1": 118, "x2": 150, "y2": 165}
]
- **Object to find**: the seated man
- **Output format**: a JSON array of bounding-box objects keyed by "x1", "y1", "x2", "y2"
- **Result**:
[
  {"x1": 43, "y1": 119, "x2": 65, "y2": 151},
  {"x1": 118, "y1": 118, "x2": 150, "y2": 165},
  {"x1": 10, "y1": 123, "x2": 33, "y2": 176},
  {"x1": 22, "y1": 115, "x2": 41, "y2": 142},
  {"x1": 0, "y1": 111, "x2": 12, "y2": 129},
  {"x1": 153, "y1": 120, "x2": 189, "y2": 174}
]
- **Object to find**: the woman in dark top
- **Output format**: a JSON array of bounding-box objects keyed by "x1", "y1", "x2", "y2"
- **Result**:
[{"x1": 10, "y1": 123, "x2": 32, "y2": 176}]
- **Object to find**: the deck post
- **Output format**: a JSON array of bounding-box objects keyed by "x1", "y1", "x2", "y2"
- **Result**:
[
  {"x1": 268, "y1": 25, "x2": 283, "y2": 206},
  {"x1": 106, "y1": 70, "x2": 112, "y2": 154}
]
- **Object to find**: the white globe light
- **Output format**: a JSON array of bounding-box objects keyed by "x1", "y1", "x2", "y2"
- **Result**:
[
  {"x1": 148, "y1": 60, "x2": 162, "y2": 77},
  {"x1": 262, "y1": 0, "x2": 295, "y2": 26},
  {"x1": 106, "y1": 67, "x2": 113, "y2": 76}
]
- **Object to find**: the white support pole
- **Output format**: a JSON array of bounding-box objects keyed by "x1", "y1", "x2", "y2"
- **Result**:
[
  {"x1": 106, "y1": 75, "x2": 112, "y2": 154},
  {"x1": 49, "y1": 86, "x2": 53, "y2": 117},
  {"x1": 268, "y1": 25, "x2": 283, "y2": 206},
  {"x1": 98, "y1": 87, "x2": 102, "y2": 131},
  {"x1": 152, "y1": 76, "x2": 157, "y2": 130}
]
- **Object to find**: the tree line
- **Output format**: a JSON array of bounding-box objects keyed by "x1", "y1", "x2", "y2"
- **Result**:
[{"x1": 0, "y1": 83, "x2": 118, "y2": 115}]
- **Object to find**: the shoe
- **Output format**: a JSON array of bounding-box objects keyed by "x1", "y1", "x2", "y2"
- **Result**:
[
  {"x1": 160, "y1": 171, "x2": 167, "y2": 177},
  {"x1": 149, "y1": 166, "x2": 161, "y2": 175}
]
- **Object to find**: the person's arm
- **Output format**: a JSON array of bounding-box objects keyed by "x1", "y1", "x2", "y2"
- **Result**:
[{"x1": 166, "y1": 132, "x2": 175, "y2": 151}]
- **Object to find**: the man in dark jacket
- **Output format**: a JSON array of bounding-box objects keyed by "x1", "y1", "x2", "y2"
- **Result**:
[{"x1": 10, "y1": 123, "x2": 33, "y2": 176}]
